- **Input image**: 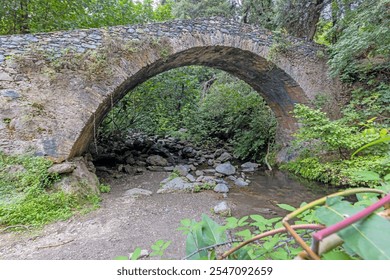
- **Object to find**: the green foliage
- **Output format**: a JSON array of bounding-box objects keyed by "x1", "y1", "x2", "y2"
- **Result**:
[
  {"x1": 172, "y1": 0, "x2": 234, "y2": 19},
  {"x1": 293, "y1": 104, "x2": 375, "y2": 153},
  {"x1": 282, "y1": 155, "x2": 390, "y2": 187},
  {"x1": 100, "y1": 67, "x2": 276, "y2": 162},
  {"x1": 100, "y1": 66, "x2": 211, "y2": 137},
  {"x1": 0, "y1": 153, "x2": 100, "y2": 227},
  {"x1": 342, "y1": 84, "x2": 390, "y2": 127},
  {"x1": 284, "y1": 103, "x2": 389, "y2": 187},
  {"x1": 186, "y1": 72, "x2": 276, "y2": 160},
  {"x1": 0, "y1": 0, "x2": 173, "y2": 35},
  {"x1": 193, "y1": 183, "x2": 215, "y2": 193},
  {"x1": 327, "y1": 0, "x2": 390, "y2": 82},
  {"x1": 178, "y1": 214, "x2": 227, "y2": 260},
  {"x1": 99, "y1": 184, "x2": 111, "y2": 193},
  {"x1": 150, "y1": 239, "x2": 172, "y2": 257},
  {"x1": 316, "y1": 196, "x2": 390, "y2": 260}
]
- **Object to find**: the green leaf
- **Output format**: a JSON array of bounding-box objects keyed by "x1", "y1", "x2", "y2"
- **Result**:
[
  {"x1": 130, "y1": 248, "x2": 142, "y2": 260},
  {"x1": 235, "y1": 229, "x2": 252, "y2": 240},
  {"x1": 316, "y1": 197, "x2": 390, "y2": 260},
  {"x1": 201, "y1": 214, "x2": 227, "y2": 245},
  {"x1": 114, "y1": 256, "x2": 129, "y2": 260},
  {"x1": 150, "y1": 240, "x2": 171, "y2": 257},
  {"x1": 351, "y1": 136, "x2": 390, "y2": 158},
  {"x1": 277, "y1": 203, "x2": 296, "y2": 212},
  {"x1": 238, "y1": 216, "x2": 249, "y2": 227},
  {"x1": 351, "y1": 171, "x2": 381, "y2": 182},
  {"x1": 322, "y1": 249, "x2": 354, "y2": 260},
  {"x1": 185, "y1": 222, "x2": 208, "y2": 260}
]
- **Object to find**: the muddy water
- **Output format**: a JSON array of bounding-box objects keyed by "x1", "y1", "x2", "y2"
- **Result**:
[{"x1": 228, "y1": 170, "x2": 336, "y2": 218}]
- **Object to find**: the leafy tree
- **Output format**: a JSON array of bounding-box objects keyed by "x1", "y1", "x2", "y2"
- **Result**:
[
  {"x1": 171, "y1": 0, "x2": 235, "y2": 19},
  {"x1": 240, "y1": 0, "x2": 276, "y2": 29},
  {"x1": 327, "y1": 0, "x2": 390, "y2": 82},
  {"x1": 0, "y1": 0, "x2": 173, "y2": 35}
]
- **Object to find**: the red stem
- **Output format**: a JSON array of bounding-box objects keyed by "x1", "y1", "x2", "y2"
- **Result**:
[{"x1": 313, "y1": 193, "x2": 390, "y2": 242}]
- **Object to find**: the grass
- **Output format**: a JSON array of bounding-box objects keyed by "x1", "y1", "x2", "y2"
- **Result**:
[{"x1": 0, "y1": 152, "x2": 101, "y2": 228}]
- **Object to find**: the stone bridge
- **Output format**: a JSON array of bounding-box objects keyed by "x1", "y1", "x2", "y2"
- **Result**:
[{"x1": 0, "y1": 18, "x2": 341, "y2": 162}]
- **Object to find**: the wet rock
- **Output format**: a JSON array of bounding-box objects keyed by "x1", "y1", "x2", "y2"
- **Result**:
[
  {"x1": 125, "y1": 188, "x2": 153, "y2": 197},
  {"x1": 215, "y1": 162, "x2": 236, "y2": 176},
  {"x1": 241, "y1": 162, "x2": 259, "y2": 172},
  {"x1": 233, "y1": 178, "x2": 249, "y2": 187},
  {"x1": 157, "y1": 177, "x2": 194, "y2": 194},
  {"x1": 217, "y1": 152, "x2": 232, "y2": 162},
  {"x1": 213, "y1": 183, "x2": 229, "y2": 193},
  {"x1": 146, "y1": 155, "x2": 168, "y2": 166},
  {"x1": 48, "y1": 162, "x2": 76, "y2": 174},
  {"x1": 214, "y1": 201, "x2": 231, "y2": 216}
]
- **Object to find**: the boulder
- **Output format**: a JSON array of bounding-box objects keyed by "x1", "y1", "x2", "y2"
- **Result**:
[
  {"x1": 241, "y1": 162, "x2": 259, "y2": 172},
  {"x1": 214, "y1": 201, "x2": 231, "y2": 216},
  {"x1": 215, "y1": 162, "x2": 236, "y2": 176},
  {"x1": 217, "y1": 152, "x2": 232, "y2": 162},
  {"x1": 54, "y1": 157, "x2": 100, "y2": 195},
  {"x1": 146, "y1": 155, "x2": 168, "y2": 166},
  {"x1": 186, "y1": 174, "x2": 196, "y2": 182},
  {"x1": 48, "y1": 162, "x2": 76, "y2": 174},
  {"x1": 234, "y1": 178, "x2": 249, "y2": 187},
  {"x1": 157, "y1": 177, "x2": 194, "y2": 194},
  {"x1": 214, "y1": 183, "x2": 229, "y2": 193},
  {"x1": 174, "y1": 165, "x2": 190, "y2": 176}
]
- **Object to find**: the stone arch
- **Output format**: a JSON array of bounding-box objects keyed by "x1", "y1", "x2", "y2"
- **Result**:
[
  {"x1": 0, "y1": 18, "x2": 340, "y2": 161},
  {"x1": 70, "y1": 45, "x2": 308, "y2": 158}
]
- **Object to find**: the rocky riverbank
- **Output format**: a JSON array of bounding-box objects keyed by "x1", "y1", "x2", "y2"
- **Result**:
[{"x1": 90, "y1": 132, "x2": 262, "y2": 215}]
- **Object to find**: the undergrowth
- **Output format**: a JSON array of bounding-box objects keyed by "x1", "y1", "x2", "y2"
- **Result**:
[{"x1": 0, "y1": 153, "x2": 100, "y2": 228}]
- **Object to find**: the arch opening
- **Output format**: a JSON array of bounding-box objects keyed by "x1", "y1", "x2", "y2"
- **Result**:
[{"x1": 70, "y1": 45, "x2": 309, "y2": 159}]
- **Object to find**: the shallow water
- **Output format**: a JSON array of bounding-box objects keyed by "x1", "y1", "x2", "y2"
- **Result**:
[{"x1": 228, "y1": 169, "x2": 337, "y2": 218}]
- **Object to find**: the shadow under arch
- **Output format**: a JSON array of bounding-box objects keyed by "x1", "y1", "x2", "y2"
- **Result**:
[{"x1": 69, "y1": 45, "x2": 309, "y2": 158}]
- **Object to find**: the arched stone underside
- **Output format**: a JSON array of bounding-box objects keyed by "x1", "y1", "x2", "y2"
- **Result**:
[{"x1": 0, "y1": 18, "x2": 341, "y2": 162}]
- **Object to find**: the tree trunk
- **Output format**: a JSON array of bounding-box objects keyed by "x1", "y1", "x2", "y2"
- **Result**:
[{"x1": 20, "y1": 0, "x2": 30, "y2": 34}]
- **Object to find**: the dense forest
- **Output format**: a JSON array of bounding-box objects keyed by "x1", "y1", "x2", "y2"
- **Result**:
[{"x1": 0, "y1": 0, "x2": 389, "y2": 260}]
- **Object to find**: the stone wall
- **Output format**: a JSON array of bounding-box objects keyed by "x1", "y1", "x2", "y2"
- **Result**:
[{"x1": 0, "y1": 17, "x2": 342, "y2": 162}]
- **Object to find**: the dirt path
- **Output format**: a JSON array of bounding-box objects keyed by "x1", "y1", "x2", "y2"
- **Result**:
[{"x1": 0, "y1": 171, "x2": 225, "y2": 260}]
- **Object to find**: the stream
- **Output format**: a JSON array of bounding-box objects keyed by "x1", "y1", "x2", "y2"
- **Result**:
[{"x1": 0, "y1": 167, "x2": 336, "y2": 260}]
